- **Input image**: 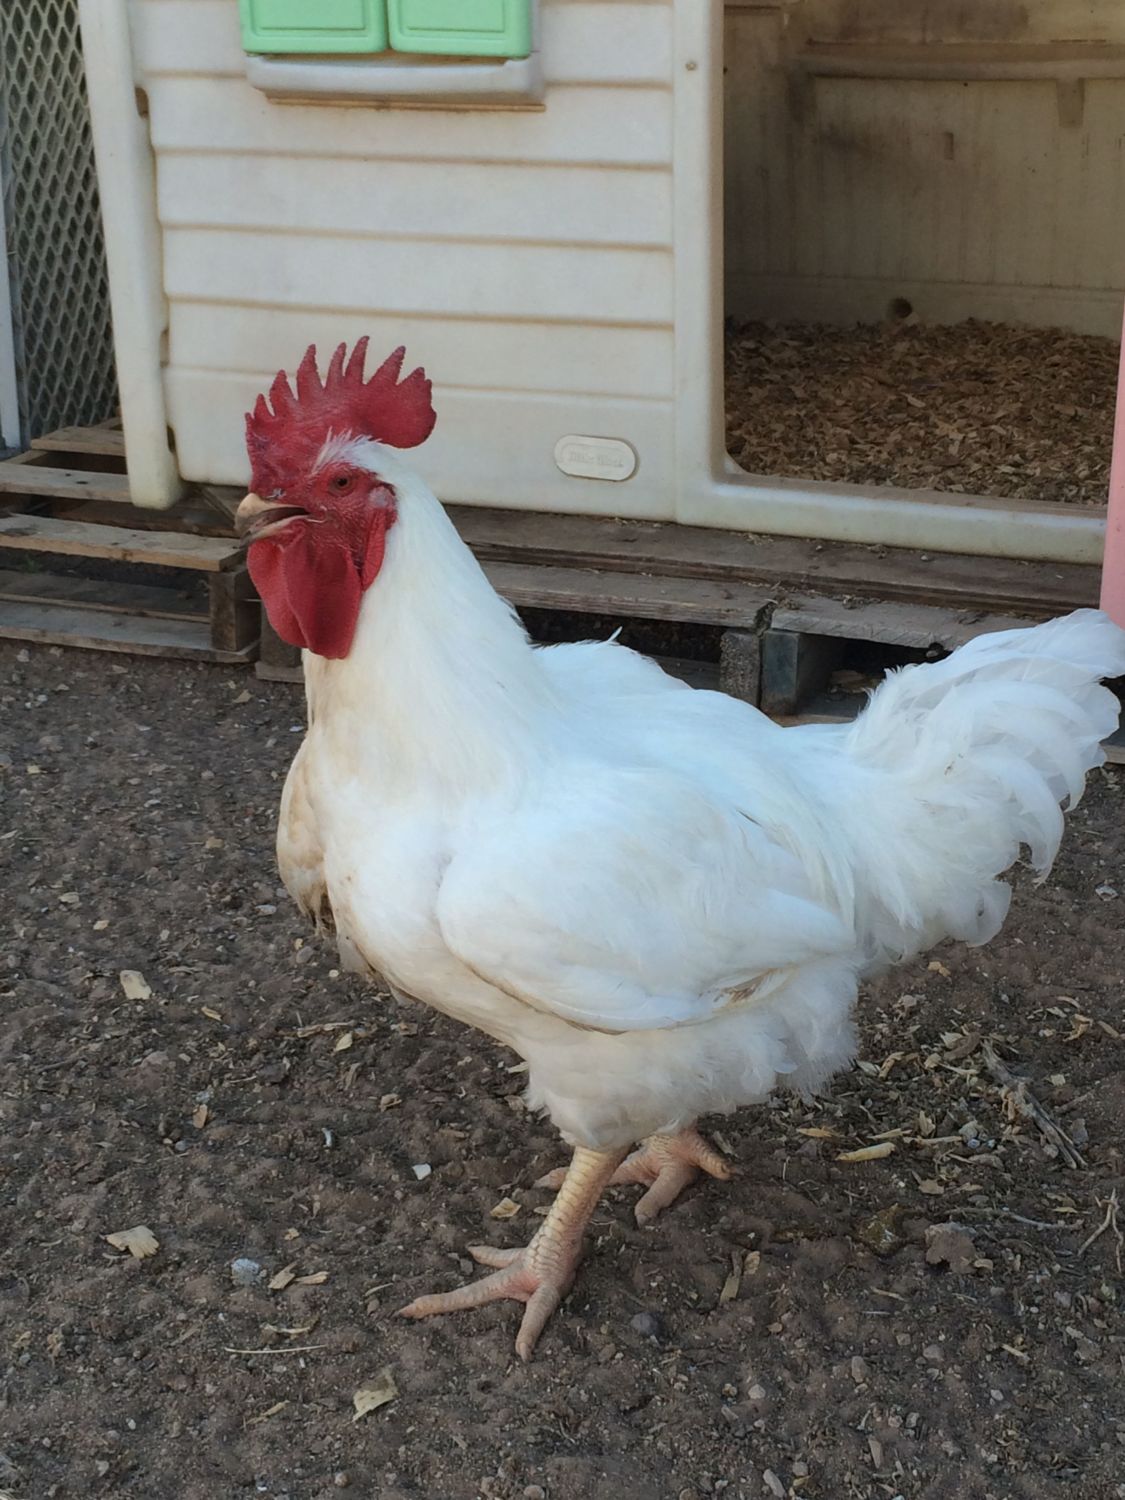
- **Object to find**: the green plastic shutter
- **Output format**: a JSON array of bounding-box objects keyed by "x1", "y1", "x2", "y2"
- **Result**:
[
  {"x1": 387, "y1": 0, "x2": 533, "y2": 58},
  {"x1": 238, "y1": 0, "x2": 389, "y2": 54}
]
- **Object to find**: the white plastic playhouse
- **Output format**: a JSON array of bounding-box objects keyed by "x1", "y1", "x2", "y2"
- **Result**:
[{"x1": 80, "y1": 0, "x2": 1117, "y2": 574}]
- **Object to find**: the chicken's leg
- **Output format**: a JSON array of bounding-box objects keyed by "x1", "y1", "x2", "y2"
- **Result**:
[
  {"x1": 398, "y1": 1144, "x2": 627, "y2": 1360},
  {"x1": 537, "y1": 1126, "x2": 732, "y2": 1226}
]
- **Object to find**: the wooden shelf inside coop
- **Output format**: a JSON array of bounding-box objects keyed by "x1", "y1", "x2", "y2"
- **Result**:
[{"x1": 793, "y1": 41, "x2": 1125, "y2": 82}]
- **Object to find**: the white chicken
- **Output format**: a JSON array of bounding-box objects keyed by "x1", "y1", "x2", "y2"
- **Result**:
[{"x1": 236, "y1": 340, "x2": 1125, "y2": 1359}]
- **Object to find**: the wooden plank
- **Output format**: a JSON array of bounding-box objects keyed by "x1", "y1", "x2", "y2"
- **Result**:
[
  {"x1": 0, "y1": 567, "x2": 205, "y2": 622},
  {"x1": 197, "y1": 485, "x2": 242, "y2": 524},
  {"x1": 481, "y1": 560, "x2": 776, "y2": 628},
  {"x1": 55, "y1": 497, "x2": 236, "y2": 539},
  {"x1": 768, "y1": 595, "x2": 1037, "y2": 649},
  {"x1": 32, "y1": 424, "x2": 126, "y2": 459},
  {"x1": 796, "y1": 41, "x2": 1125, "y2": 80},
  {"x1": 759, "y1": 630, "x2": 845, "y2": 717},
  {"x1": 773, "y1": 701, "x2": 860, "y2": 729},
  {"x1": 4, "y1": 448, "x2": 55, "y2": 467},
  {"x1": 0, "y1": 597, "x2": 255, "y2": 662},
  {"x1": 256, "y1": 659, "x2": 304, "y2": 684},
  {"x1": 448, "y1": 507, "x2": 1099, "y2": 616},
  {"x1": 259, "y1": 612, "x2": 301, "y2": 671},
  {"x1": 0, "y1": 513, "x2": 242, "y2": 572},
  {"x1": 209, "y1": 566, "x2": 258, "y2": 653},
  {"x1": 0, "y1": 459, "x2": 134, "y2": 504},
  {"x1": 255, "y1": 651, "x2": 722, "y2": 692}
]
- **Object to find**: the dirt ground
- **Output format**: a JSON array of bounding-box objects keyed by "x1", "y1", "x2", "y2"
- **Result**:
[
  {"x1": 726, "y1": 321, "x2": 1118, "y2": 508},
  {"x1": 1, "y1": 641, "x2": 1124, "y2": 1500}
]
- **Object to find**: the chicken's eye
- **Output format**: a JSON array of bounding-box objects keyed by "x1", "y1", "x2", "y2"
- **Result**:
[{"x1": 330, "y1": 472, "x2": 355, "y2": 495}]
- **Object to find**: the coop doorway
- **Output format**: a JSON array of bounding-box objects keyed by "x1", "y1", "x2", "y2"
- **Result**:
[{"x1": 694, "y1": 0, "x2": 1123, "y2": 564}]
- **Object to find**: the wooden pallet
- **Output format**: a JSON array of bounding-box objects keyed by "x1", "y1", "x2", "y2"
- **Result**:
[
  {"x1": 256, "y1": 524, "x2": 1090, "y2": 694},
  {"x1": 0, "y1": 423, "x2": 257, "y2": 663},
  {"x1": 1, "y1": 425, "x2": 1110, "y2": 702}
]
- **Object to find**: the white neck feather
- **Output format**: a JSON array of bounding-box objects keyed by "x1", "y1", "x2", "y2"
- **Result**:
[{"x1": 302, "y1": 443, "x2": 556, "y2": 796}]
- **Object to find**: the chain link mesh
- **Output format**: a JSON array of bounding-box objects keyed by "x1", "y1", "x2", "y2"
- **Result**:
[{"x1": 0, "y1": 0, "x2": 117, "y2": 443}]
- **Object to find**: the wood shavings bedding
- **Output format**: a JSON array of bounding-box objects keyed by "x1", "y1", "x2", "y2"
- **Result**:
[{"x1": 725, "y1": 319, "x2": 1119, "y2": 506}]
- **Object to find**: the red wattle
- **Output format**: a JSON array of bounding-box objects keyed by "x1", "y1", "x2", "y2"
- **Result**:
[{"x1": 248, "y1": 506, "x2": 393, "y2": 660}]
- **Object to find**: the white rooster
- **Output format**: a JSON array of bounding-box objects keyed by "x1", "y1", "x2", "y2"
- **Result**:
[{"x1": 236, "y1": 340, "x2": 1125, "y2": 1359}]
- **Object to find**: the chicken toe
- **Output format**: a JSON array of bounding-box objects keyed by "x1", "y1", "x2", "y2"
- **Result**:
[
  {"x1": 537, "y1": 1126, "x2": 732, "y2": 1226},
  {"x1": 398, "y1": 1145, "x2": 626, "y2": 1360}
]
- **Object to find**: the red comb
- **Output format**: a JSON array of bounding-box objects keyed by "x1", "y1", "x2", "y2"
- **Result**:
[{"x1": 245, "y1": 339, "x2": 435, "y2": 491}]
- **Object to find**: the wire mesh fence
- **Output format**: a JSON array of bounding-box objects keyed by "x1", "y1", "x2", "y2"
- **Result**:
[{"x1": 0, "y1": 0, "x2": 117, "y2": 443}]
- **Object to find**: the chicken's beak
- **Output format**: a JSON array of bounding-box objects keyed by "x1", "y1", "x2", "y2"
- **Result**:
[{"x1": 235, "y1": 492, "x2": 304, "y2": 542}]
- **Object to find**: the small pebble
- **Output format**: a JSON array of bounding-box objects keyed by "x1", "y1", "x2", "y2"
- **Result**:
[
  {"x1": 850, "y1": 1355, "x2": 869, "y2": 1384},
  {"x1": 629, "y1": 1311, "x2": 663, "y2": 1340},
  {"x1": 333, "y1": 1474, "x2": 350, "y2": 1490},
  {"x1": 230, "y1": 1257, "x2": 263, "y2": 1287},
  {"x1": 922, "y1": 1344, "x2": 944, "y2": 1364},
  {"x1": 523, "y1": 1488, "x2": 546, "y2": 1500}
]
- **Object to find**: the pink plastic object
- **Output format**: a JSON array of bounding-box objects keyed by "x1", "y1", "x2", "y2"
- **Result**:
[{"x1": 1101, "y1": 310, "x2": 1125, "y2": 627}]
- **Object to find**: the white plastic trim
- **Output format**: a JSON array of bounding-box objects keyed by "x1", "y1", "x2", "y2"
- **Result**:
[
  {"x1": 0, "y1": 182, "x2": 19, "y2": 449},
  {"x1": 671, "y1": 4, "x2": 722, "y2": 523},
  {"x1": 671, "y1": 5, "x2": 1105, "y2": 566},
  {"x1": 244, "y1": 51, "x2": 544, "y2": 107},
  {"x1": 700, "y1": 475, "x2": 1107, "y2": 565},
  {"x1": 77, "y1": 0, "x2": 181, "y2": 507}
]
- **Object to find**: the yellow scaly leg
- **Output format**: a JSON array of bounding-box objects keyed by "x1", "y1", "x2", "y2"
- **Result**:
[{"x1": 398, "y1": 1144, "x2": 627, "y2": 1361}]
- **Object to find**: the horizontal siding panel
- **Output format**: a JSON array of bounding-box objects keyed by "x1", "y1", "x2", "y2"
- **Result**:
[
  {"x1": 168, "y1": 305, "x2": 675, "y2": 399},
  {"x1": 148, "y1": 77, "x2": 672, "y2": 167},
  {"x1": 166, "y1": 370, "x2": 677, "y2": 518},
  {"x1": 164, "y1": 229, "x2": 673, "y2": 324},
  {"x1": 133, "y1": 0, "x2": 672, "y2": 85},
  {"x1": 157, "y1": 155, "x2": 672, "y2": 248}
]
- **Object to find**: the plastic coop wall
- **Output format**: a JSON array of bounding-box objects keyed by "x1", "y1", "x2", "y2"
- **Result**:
[
  {"x1": 118, "y1": 0, "x2": 682, "y2": 521},
  {"x1": 725, "y1": 0, "x2": 1125, "y2": 337},
  {"x1": 82, "y1": 0, "x2": 1111, "y2": 565}
]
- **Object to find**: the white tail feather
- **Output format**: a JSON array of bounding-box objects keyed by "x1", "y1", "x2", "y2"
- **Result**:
[{"x1": 838, "y1": 608, "x2": 1125, "y2": 968}]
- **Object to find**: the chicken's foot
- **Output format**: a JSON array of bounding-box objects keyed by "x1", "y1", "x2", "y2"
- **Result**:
[
  {"x1": 537, "y1": 1126, "x2": 732, "y2": 1226},
  {"x1": 398, "y1": 1144, "x2": 626, "y2": 1360}
]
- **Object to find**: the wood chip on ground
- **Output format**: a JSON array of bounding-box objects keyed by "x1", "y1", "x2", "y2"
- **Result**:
[{"x1": 725, "y1": 319, "x2": 1118, "y2": 506}]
